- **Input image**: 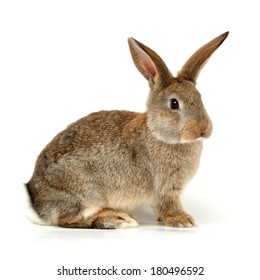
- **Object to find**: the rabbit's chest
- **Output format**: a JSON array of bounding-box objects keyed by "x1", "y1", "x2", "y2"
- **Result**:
[{"x1": 149, "y1": 141, "x2": 203, "y2": 191}]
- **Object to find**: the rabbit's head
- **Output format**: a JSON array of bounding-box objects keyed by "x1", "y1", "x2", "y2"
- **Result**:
[{"x1": 128, "y1": 32, "x2": 228, "y2": 144}]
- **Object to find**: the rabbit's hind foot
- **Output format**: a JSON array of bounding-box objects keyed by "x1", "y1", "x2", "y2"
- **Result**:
[
  {"x1": 58, "y1": 208, "x2": 138, "y2": 229},
  {"x1": 90, "y1": 209, "x2": 139, "y2": 229}
]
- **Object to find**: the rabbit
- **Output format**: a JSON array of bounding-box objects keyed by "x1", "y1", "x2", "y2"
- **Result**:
[{"x1": 25, "y1": 32, "x2": 229, "y2": 229}]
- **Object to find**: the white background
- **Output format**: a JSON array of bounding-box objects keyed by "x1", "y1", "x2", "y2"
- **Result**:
[{"x1": 1, "y1": 0, "x2": 260, "y2": 279}]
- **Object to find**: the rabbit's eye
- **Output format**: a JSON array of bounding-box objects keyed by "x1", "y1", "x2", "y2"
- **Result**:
[{"x1": 170, "y1": 98, "x2": 179, "y2": 110}]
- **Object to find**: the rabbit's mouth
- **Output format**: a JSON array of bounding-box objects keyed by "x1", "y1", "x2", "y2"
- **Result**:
[{"x1": 180, "y1": 119, "x2": 212, "y2": 142}]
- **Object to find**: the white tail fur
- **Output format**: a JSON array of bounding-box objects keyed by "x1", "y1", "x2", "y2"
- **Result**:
[{"x1": 23, "y1": 184, "x2": 51, "y2": 226}]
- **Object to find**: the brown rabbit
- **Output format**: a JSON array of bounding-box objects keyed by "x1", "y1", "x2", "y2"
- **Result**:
[{"x1": 26, "y1": 32, "x2": 229, "y2": 229}]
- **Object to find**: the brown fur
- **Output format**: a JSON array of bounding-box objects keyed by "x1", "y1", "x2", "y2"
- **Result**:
[{"x1": 26, "y1": 32, "x2": 228, "y2": 229}]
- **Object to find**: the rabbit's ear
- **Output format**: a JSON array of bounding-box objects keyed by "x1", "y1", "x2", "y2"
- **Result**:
[
  {"x1": 178, "y1": 32, "x2": 229, "y2": 83},
  {"x1": 128, "y1": 38, "x2": 172, "y2": 89}
]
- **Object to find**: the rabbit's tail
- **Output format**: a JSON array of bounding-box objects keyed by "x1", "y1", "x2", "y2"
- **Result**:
[{"x1": 24, "y1": 183, "x2": 51, "y2": 226}]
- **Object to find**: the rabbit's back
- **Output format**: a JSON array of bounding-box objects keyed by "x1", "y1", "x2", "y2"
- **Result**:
[{"x1": 38, "y1": 110, "x2": 140, "y2": 163}]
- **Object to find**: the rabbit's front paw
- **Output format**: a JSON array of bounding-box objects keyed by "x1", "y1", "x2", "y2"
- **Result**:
[{"x1": 163, "y1": 212, "x2": 197, "y2": 228}]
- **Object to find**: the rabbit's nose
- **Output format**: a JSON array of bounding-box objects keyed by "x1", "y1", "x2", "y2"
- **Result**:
[{"x1": 200, "y1": 119, "x2": 212, "y2": 138}]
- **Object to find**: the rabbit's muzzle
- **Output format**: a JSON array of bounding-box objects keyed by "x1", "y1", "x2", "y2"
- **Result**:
[{"x1": 181, "y1": 118, "x2": 212, "y2": 142}]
